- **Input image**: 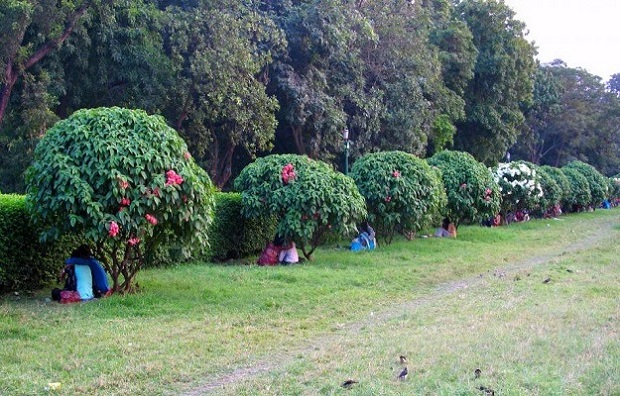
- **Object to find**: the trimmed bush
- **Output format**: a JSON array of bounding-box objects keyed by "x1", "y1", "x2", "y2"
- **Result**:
[
  {"x1": 492, "y1": 161, "x2": 543, "y2": 214},
  {"x1": 561, "y1": 167, "x2": 591, "y2": 211},
  {"x1": 0, "y1": 194, "x2": 76, "y2": 292},
  {"x1": 26, "y1": 107, "x2": 215, "y2": 293},
  {"x1": 208, "y1": 192, "x2": 277, "y2": 262},
  {"x1": 350, "y1": 151, "x2": 446, "y2": 243},
  {"x1": 540, "y1": 166, "x2": 571, "y2": 209},
  {"x1": 609, "y1": 175, "x2": 620, "y2": 200},
  {"x1": 427, "y1": 150, "x2": 500, "y2": 227},
  {"x1": 234, "y1": 154, "x2": 366, "y2": 259},
  {"x1": 534, "y1": 165, "x2": 562, "y2": 215},
  {"x1": 564, "y1": 161, "x2": 608, "y2": 207}
]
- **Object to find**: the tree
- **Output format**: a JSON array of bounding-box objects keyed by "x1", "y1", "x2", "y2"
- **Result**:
[
  {"x1": 26, "y1": 107, "x2": 215, "y2": 293},
  {"x1": 162, "y1": 2, "x2": 283, "y2": 189},
  {"x1": 234, "y1": 154, "x2": 366, "y2": 259},
  {"x1": 0, "y1": 1, "x2": 91, "y2": 127},
  {"x1": 453, "y1": 0, "x2": 536, "y2": 164}
]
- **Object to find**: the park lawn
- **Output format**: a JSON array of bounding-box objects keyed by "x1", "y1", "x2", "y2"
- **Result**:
[{"x1": 0, "y1": 210, "x2": 618, "y2": 395}]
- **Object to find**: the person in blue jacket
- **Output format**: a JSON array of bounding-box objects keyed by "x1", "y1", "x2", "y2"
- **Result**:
[{"x1": 65, "y1": 245, "x2": 111, "y2": 297}]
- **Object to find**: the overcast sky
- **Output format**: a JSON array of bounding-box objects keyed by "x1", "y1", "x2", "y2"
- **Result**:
[{"x1": 502, "y1": 0, "x2": 620, "y2": 82}]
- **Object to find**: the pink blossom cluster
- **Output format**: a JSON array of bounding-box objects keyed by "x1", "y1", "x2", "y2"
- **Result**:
[
  {"x1": 109, "y1": 221, "x2": 120, "y2": 237},
  {"x1": 128, "y1": 236, "x2": 141, "y2": 246},
  {"x1": 281, "y1": 163, "x2": 296, "y2": 184},
  {"x1": 165, "y1": 170, "x2": 184, "y2": 186},
  {"x1": 145, "y1": 214, "x2": 158, "y2": 225},
  {"x1": 120, "y1": 197, "x2": 131, "y2": 206},
  {"x1": 484, "y1": 187, "x2": 493, "y2": 202},
  {"x1": 392, "y1": 170, "x2": 401, "y2": 178},
  {"x1": 118, "y1": 179, "x2": 130, "y2": 190}
]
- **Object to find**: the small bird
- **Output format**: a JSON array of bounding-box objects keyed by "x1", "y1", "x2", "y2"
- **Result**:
[
  {"x1": 399, "y1": 355, "x2": 408, "y2": 364},
  {"x1": 566, "y1": 269, "x2": 574, "y2": 273},
  {"x1": 543, "y1": 277, "x2": 551, "y2": 284},
  {"x1": 341, "y1": 379, "x2": 358, "y2": 389},
  {"x1": 398, "y1": 366, "x2": 408, "y2": 380},
  {"x1": 474, "y1": 368, "x2": 482, "y2": 379}
]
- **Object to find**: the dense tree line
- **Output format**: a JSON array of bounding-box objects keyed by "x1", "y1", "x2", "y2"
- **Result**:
[{"x1": 1, "y1": 0, "x2": 619, "y2": 193}]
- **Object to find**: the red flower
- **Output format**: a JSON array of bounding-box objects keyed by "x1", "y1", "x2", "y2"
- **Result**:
[
  {"x1": 485, "y1": 188, "x2": 492, "y2": 195},
  {"x1": 120, "y1": 198, "x2": 131, "y2": 206},
  {"x1": 165, "y1": 170, "x2": 184, "y2": 186},
  {"x1": 128, "y1": 237, "x2": 141, "y2": 246},
  {"x1": 281, "y1": 163, "x2": 296, "y2": 184},
  {"x1": 108, "y1": 221, "x2": 119, "y2": 237},
  {"x1": 385, "y1": 196, "x2": 392, "y2": 203},
  {"x1": 392, "y1": 170, "x2": 401, "y2": 178},
  {"x1": 145, "y1": 214, "x2": 158, "y2": 225}
]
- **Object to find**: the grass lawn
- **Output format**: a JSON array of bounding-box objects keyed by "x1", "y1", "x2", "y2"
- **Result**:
[{"x1": 1, "y1": 210, "x2": 618, "y2": 395}]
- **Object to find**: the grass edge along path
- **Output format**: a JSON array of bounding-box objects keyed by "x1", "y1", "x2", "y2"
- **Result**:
[{"x1": 181, "y1": 212, "x2": 620, "y2": 395}]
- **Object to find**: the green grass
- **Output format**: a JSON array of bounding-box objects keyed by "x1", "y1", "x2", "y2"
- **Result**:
[{"x1": 1, "y1": 210, "x2": 619, "y2": 395}]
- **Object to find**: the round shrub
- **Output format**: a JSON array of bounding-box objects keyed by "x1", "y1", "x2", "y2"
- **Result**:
[
  {"x1": 561, "y1": 167, "x2": 591, "y2": 211},
  {"x1": 609, "y1": 175, "x2": 620, "y2": 200},
  {"x1": 540, "y1": 166, "x2": 571, "y2": 209},
  {"x1": 534, "y1": 165, "x2": 562, "y2": 214},
  {"x1": 427, "y1": 150, "x2": 500, "y2": 227},
  {"x1": 564, "y1": 161, "x2": 608, "y2": 207},
  {"x1": 26, "y1": 107, "x2": 215, "y2": 293},
  {"x1": 234, "y1": 154, "x2": 367, "y2": 259},
  {"x1": 492, "y1": 161, "x2": 543, "y2": 214},
  {"x1": 350, "y1": 151, "x2": 446, "y2": 243}
]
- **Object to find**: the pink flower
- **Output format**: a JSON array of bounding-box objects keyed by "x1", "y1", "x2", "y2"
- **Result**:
[
  {"x1": 118, "y1": 179, "x2": 130, "y2": 189},
  {"x1": 184, "y1": 151, "x2": 192, "y2": 160},
  {"x1": 385, "y1": 196, "x2": 392, "y2": 203},
  {"x1": 165, "y1": 170, "x2": 184, "y2": 186},
  {"x1": 460, "y1": 183, "x2": 467, "y2": 189},
  {"x1": 393, "y1": 170, "x2": 401, "y2": 178},
  {"x1": 128, "y1": 237, "x2": 141, "y2": 246},
  {"x1": 145, "y1": 214, "x2": 158, "y2": 225},
  {"x1": 485, "y1": 196, "x2": 491, "y2": 201},
  {"x1": 108, "y1": 221, "x2": 119, "y2": 237},
  {"x1": 120, "y1": 198, "x2": 131, "y2": 206},
  {"x1": 485, "y1": 188, "x2": 492, "y2": 195},
  {"x1": 281, "y1": 163, "x2": 296, "y2": 184}
]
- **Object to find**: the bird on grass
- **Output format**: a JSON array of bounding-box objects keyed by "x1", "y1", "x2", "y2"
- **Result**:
[
  {"x1": 543, "y1": 277, "x2": 551, "y2": 284},
  {"x1": 474, "y1": 368, "x2": 481, "y2": 379},
  {"x1": 399, "y1": 355, "x2": 407, "y2": 364},
  {"x1": 398, "y1": 366, "x2": 408, "y2": 380},
  {"x1": 479, "y1": 385, "x2": 495, "y2": 395},
  {"x1": 341, "y1": 379, "x2": 358, "y2": 389}
]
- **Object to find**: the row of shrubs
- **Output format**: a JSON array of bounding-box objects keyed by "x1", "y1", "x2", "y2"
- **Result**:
[{"x1": 0, "y1": 193, "x2": 275, "y2": 293}]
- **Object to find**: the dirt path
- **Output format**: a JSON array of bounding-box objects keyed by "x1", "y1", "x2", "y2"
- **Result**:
[{"x1": 182, "y1": 217, "x2": 617, "y2": 395}]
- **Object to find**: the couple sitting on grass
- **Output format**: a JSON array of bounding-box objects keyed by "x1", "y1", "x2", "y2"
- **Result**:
[
  {"x1": 52, "y1": 244, "x2": 111, "y2": 303},
  {"x1": 434, "y1": 218, "x2": 457, "y2": 238},
  {"x1": 257, "y1": 234, "x2": 299, "y2": 266}
]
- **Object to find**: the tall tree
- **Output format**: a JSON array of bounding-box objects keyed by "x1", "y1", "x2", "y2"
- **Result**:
[
  {"x1": 162, "y1": 1, "x2": 283, "y2": 188},
  {"x1": 453, "y1": 0, "x2": 536, "y2": 164}
]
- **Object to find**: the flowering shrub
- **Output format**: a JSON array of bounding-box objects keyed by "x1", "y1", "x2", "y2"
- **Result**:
[
  {"x1": 350, "y1": 151, "x2": 446, "y2": 243},
  {"x1": 26, "y1": 107, "x2": 215, "y2": 293},
  {"x1": 427, "y1": 150, "x2": 500, "y2": 227},
  {"x1": 234, "y1": 154, "x2": 366, "y2": 259},
  {"x1": 492, "y1": 161, "x2": 543, "y2": 214},
  {"x1": 564, "y1": 161, "x2": 608, "y2": 207},
  {"x1": 561, "y1": 167, "x2": 591, "y2": 211},
  {"x1": 533, "y1": 166, "x2": 562, "y2": 215}
]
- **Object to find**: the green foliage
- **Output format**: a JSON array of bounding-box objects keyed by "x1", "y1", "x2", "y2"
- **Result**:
[
  {"x1": 492, "y1": 161, "x2": 543, "y2": 214},
  {"x1": 350, "y1": 151, "x2": 446, "y2": 243},
  {"x1": 26, "y1": 107, "x2": 215, "y2": 293},
  {"x1": 534, "y1": 166, "x2": 563, "y2": 214},
  {"x1": 0, "y1": 194, "x2": 77, "y2": 292},
  {"x1": 610, "y1": 175, "x2": 620, "y2": 200},
  {"x1": 208, "y1": 192, "x2": 277, "y2": 262},
  {"x1": 234, "y1": 154, "x2": 366, "y2": 259},
  {"x1": 539, "y1": 165, "x2": 571, "y2": 208},
  {"x1": 564, "y1": 161, "x2": 609, "y2": 207},
  {"x1": 428, "y1": 150, "x2": 500, "y2": 227},
  {"x1": 561, "y1": 167, "x2": 592, "y2": 210}
]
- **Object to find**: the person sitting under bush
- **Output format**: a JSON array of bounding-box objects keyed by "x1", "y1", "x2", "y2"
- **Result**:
[
  {"x1": 278, "y1": 239, "x2": 299, "y2": 265},
  {"x1": 257, "y1": 234, "x2": 299, "y2": 265},
  {"x1": 434, "y1": 218, "x2": 457, "y2": 238},
  {"x1": 52, "y1": 245, "x2": 110, "y2": 303},
  {"x1": 351, "y1": 222, "x2": 377, "y2": 251}
]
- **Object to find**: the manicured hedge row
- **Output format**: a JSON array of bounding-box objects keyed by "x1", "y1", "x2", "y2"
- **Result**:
[
  {"x1": 0, "y1": 192, "x2": 277, "y2": 292},
  {"x1": 0, "y1": 194, "x2": 75, "y2": 293}
]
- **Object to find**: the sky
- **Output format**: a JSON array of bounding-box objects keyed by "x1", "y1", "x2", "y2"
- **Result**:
[{"x1": 502, "y1": 0, "x2": 620, "y2": 82}]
